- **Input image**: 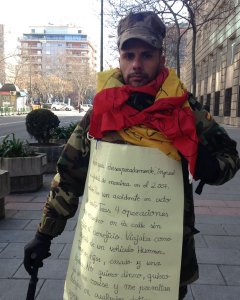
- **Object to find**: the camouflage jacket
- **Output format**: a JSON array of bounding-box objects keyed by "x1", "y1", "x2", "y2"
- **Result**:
[{"x1": 38, "y1": 95, "x2": 240, "y2": 285}]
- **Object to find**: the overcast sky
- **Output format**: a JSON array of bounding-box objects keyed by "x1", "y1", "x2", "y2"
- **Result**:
[{"x1": 1, "y1": 0, "x2": 101, "y2": 53}]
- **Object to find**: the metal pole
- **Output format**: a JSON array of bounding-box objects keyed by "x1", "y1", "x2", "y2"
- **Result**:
[{"x1": 100, "y1": 0, "x2": 103, "y2": 71}]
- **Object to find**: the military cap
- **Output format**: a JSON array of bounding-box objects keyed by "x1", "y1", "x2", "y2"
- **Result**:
[{"x1": 117, "y1": 11, "x2": 166, "y2": 49}]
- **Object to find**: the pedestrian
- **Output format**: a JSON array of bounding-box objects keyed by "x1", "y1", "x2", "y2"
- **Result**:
[{"x1": 23, "y1": 11, "x2": 240, "y2": 300}]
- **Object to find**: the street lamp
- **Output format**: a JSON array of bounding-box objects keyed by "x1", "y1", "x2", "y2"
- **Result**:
[{"x1": 100, "y1": 0, "x2": 103, "y2": 71}]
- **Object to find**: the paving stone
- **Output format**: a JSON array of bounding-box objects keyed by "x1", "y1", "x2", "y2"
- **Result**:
[
  {"x1": 196, "y1": 248, "x2": 240, "y2": 265},
  {"x1": 204, "y1": 235, "x2": 240, "y2": 249},
  {"x1": 0, "y1": 279, "x2": 44, "y2": 300},
  {"x1": 195, "y1": 199, "x2": 227, "y2": 207},
  {"x1": 52, "y1": 230, "x2": 75, "y2": 244},
  {"x1": 31, "y1": 195, "x2": 47, "y2": 202},
  {"x1": 223, "y1": 224, "x2": 240, "y2": 236},
  {"x1": 193, "y1": 264, "x2": 225, "y2": 285},
  {"x1": 196, "y1": 215, "x2": 240, "y2": 225},
  {"x1": 0, "y1": 242, "x2": 7, "y2": 251},
  {"x1": 0, "y1": 218, "x2": 30, "y2": 230},
  {"x1": 0, "y1": 259, "x2": 22, "y2": 277},
  {"x1": 59, "y1": 243, "x2": 72, "y2": 259},
  {"x1": 4, "y1": 209, "x2": 18, "y2": 218},
  {"x1": 225, "y1": 200, "x2": 240, "y2": 208},
  {"x1": 191, "y1": 284, "x2": 240, "y2": 300},
  {"x1": 0, "y1": 242, "x2": 65, "y2": 259},
  {"x1": 219, "y1": 265, "x2": 240, "y2": 285},
  {"x1": 15, "y1": 259, "x2": 69, "y2": 279},
  {"x1": 5, "y1": 195, "x2": 36, "y2": 203},
  {"x1": 0, "y1": 243, "x2": 26, "y2": 259},
  {"x1": 5, "y1": 202, "x2": 44, "y2": 210},
  {"x1": 196, "y1": 223, "x2": 227, "y2": 235},
  {"x1": 24, "y1": 219, "x2": 39, "y2": 230},
  {"x1": 185, "y1": 288, "x2": 194, "y2": 300},
  {"x1": 195, "y1": 234, "x2": 207, "y2": 248},
  {"x1": 24, "y1": 219, "x2": 76, "y2": 231},
  {"x1": 210, "y1": 207, "x2": 240, "y2": 216},
  {"x1": 195, "y1": 207, "x2": 212, "y2": 214},
  {"x1": 8, "y1": 210, "x2": 42, "y2": 219},
  {"x1": 36, "y1": 279, "x2": 65, "y2": 300},
  {"x1": 196, "y1": 193, "x2": 240, "y2": 200},
  {"x1": 0, "y1": 229, "x2": 37, "y2": 243}
]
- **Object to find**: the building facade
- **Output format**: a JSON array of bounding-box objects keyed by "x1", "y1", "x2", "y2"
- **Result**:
[
  {"x1": 0, "y1": 24, "x2": 5, "y2": 85},
  {"x1": 19, "y1": 25, "x2": 97, "y2": 76},
  {"x1": 184, "y1": 1, "x2": 240, "y2": 126}
]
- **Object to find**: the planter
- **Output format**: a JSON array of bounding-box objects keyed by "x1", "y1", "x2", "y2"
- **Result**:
[
  {"x1": 29, "y1": 143, "x2": 65, "y2": 173},
  {"x1": 49, "y1": 138, "x2": 66, "y2": 145},
  {"x1": 0, "y1": 170, "x2": 10, "y2": 219},
  {"x1": 0, "y1": 153, "x2": 47, "y2": 193}
]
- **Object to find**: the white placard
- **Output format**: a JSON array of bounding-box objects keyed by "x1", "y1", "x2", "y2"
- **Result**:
[{"x1": 64, "y1": 140, "x2": 184, "y2": 300}]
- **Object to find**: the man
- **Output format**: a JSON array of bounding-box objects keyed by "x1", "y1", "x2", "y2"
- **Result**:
[{"x1": 24, "y1": 11, "x2": 240, "y2": 300}]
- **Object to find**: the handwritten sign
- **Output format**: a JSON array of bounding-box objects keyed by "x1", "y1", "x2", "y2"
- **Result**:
[{"x1": 64, "y1": 140, "x2": 184, "y2": 300}]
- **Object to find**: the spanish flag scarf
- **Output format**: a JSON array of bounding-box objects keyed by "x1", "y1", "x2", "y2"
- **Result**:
[{"x1": 89, "y1": 67, "x2": 198, "y2": 179}]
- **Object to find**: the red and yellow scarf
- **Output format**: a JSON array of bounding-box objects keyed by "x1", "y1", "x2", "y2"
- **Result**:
[{"x1": 89, "y1": 67, "x2": 198, "y2": 179}]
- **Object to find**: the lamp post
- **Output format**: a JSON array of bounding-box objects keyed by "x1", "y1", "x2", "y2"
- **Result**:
[{"x1": 100, "y1": 0, "x2": 103, "y2": 71}]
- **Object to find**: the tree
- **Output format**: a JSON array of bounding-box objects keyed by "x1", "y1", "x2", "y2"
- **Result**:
[
  {"x1": 9, "y1": 41, "x2": 97, "y2": 106},
  {"x1": 67, "y1": 59, "x2": 96, "y2": 108}
]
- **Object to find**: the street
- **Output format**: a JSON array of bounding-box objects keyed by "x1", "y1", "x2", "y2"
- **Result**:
[
  {"x1": 0, "y1": 110, "x2": 84, "y2": 142},
  {"x1": 0, "y1": 112, "x2": 239, "y2": 151}
]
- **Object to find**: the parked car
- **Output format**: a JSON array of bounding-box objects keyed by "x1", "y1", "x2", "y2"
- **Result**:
[
  {"x1": 81, "y1": 104, "x2": 92, "y2": 112},
  {"x1": 51, "y1": 103, "x2": 66, "y2": 111},
  {"x1": 64, "y1": 105, "x2": 75, "y2": 111}
]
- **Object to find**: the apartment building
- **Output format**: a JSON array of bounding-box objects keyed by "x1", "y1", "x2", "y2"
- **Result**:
[
  {"x1": 184, "y1": 1, "x2": 240, "y2": 126},
  {"x1": 0, "y1": 24, "x2": 5, "y2": 84},
  {"x1": 19, "y1": 25, "x2": 97, "y2": 76}
]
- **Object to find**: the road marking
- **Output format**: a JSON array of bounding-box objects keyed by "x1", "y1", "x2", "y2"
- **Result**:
[{"x1": 0, "y1": 121, "x2": 25, "y2": 126}]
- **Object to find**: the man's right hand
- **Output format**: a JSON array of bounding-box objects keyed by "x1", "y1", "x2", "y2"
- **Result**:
[{"x1": 24, "y1": 231, "x2": 52, "y2": 275}]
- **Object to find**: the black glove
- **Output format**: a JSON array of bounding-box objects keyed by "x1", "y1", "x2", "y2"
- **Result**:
[
  {"x1": 24, "y1": 231, "x2": 52, "y2": 275},
  {"x1": 195, "y1": 143, "x2": 220, "y2": 183}
]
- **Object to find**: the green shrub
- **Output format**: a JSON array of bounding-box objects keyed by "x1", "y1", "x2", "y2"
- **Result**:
[
  {"x1": 26, "y1": 109, "x2": 60, "y2": 144},
  {"x1": 0, "y1": 133, "x2": 35, "y2": 157},
  {"x1": 52, "y1": 122, "x2": 77, "y2": 142}
]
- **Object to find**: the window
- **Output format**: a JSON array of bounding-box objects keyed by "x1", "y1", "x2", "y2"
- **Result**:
[
  {"x1": 238, "y1": 86, "x2": 240, "y2": 117},
  {"x1": 206, "y1": 93, "x2": 211, "y2": 107},
  {"x1": 224, "y1": 88, "x2": 232, "y2": 116},
  {"x1": 216, "y1": 49, "x2": 222, "y2": 71},
  {"x1": 227, "y1": 41, "x2": 236, "y2": 66},
  {"x1": 80, "y1": 43, "x2": 88, "y2": 48},
  {"x1": 200, "y1": 95, "x2": 204, "y2": 105},
  {"x1": 214, "y1": 91, "x2": 220, "y2": 116}
]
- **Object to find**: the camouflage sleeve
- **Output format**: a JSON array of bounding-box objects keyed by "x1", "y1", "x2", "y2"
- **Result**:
[
  {"x1": 189, "y1": 95, "x2": 240, "y2": 185},
  {"x1": 38, "y1": 110, "x2": 92, "y2": 237}
]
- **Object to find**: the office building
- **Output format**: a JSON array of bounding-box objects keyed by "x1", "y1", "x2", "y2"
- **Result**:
[{"x1": 184, "y1": 2, "x2": 240, "y2": 126}]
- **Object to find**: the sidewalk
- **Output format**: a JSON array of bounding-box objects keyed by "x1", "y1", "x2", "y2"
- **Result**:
[{"x1": 0, "y1": 172, "x2": 240, "y2": 300}]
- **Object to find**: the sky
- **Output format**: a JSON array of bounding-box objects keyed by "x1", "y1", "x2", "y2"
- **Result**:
[{"x1": 1, "y1": 0, "x2": 116, "y2": 68}]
